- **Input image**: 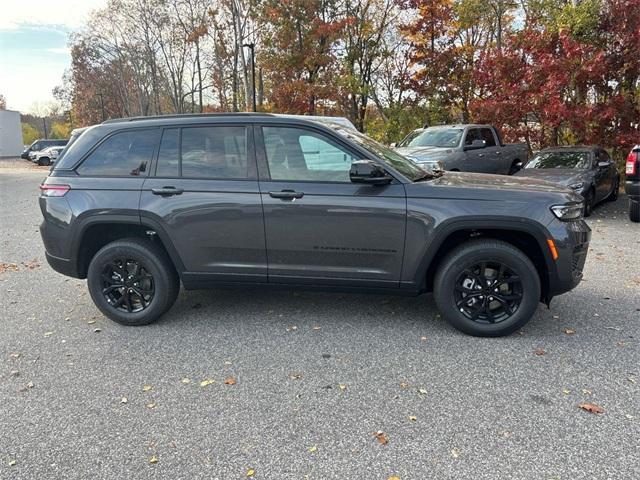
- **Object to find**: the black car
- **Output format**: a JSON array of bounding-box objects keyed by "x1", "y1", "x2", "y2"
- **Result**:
[
  {"x1": 39, "y1": 113, "x2": 590, "y2": 337},
  {"x1": 21, "y1": 138, "x2": 68, "y2": 159},
  {"x1": 625, "y1": 145, "x2": 639, "y2": 222},
  {"x1": 515, "y1": 146, "x2": 620, "y2": 216}
]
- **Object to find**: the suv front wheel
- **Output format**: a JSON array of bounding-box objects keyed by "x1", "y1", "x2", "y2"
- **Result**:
[
  {"x1": 434, "y1": 239, "x2": 541, "y2": 337},
  {"x1": 87, "y1": 238, "x2": 180, "y2": 326}
]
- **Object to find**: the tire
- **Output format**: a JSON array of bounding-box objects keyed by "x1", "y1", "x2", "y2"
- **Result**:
[
  {"x1": 37, "y1": 157, "x2": 50, "y2": 166},
  {"x1": 630, "y1": 200, "x2": 640, "y2": 223},
  {"x1": 583, "y1": 188, "x2": 595, "y2": 217},
  {"x1": 433, "y1": 239, "x2": 541, "y2": 337},
  {"x1": 87, "y1": 238, "x2": 180, "y2": 326},
  {"x1": 607, "y1": 177, "x2": 619, "y2": 202}
]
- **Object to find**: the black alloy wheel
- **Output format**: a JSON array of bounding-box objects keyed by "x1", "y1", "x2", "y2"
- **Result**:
[
  {"x1": 454, "y1": 261, "x2": 523, "y2": 324},
  {"x1": 101, "y1": 258, "x2": 155, "y2": 313}
]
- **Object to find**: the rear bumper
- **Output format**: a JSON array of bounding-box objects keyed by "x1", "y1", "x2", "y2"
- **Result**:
[
  {"x1": 625, "y1": 180, "x2": 640, "y2": 201},
  {"x1": 45, "y1": 251, "x2": 81, "y2": 278}
]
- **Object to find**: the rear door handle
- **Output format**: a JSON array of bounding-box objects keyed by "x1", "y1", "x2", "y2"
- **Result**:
[
  {"x1": 151, "y1": 186, "x2": 184, "y2": 196},
  {"x1": 268, "y1": 190, "x2": 304, "y2": 200}
]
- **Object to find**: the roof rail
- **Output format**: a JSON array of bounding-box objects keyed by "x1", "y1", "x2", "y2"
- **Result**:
[{"x1": 101, "y1": 112, "x2": 275, "y2": 124}]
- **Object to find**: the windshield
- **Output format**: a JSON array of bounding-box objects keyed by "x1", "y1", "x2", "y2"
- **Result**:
[
  {"x1": 335, "y1": 127, "x2": 429, "y2": 181},
  {"x1": 406, "y1": 128, "x2": 463, "y2": 148},
  {"x1": 526, "y1": 151, "x2": 591, "y2": 170},
  {"x1": 397, "y1": 129, "x2": 423, "y2": 147}
]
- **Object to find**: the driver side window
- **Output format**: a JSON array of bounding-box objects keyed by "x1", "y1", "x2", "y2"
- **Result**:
[
  {"x1": 464, "y1": 129, "x2": 481, "y2": 146},
  {"x1": 262, "y1": 127, "x2": 354, "y2": 182}
]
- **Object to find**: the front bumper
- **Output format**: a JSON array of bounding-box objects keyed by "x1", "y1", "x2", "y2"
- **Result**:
[
  {"x1": 546, "y1": 218, "x2": 591, "y2": 297},
  {"x1": 45, "y1": 251, "x2": 81, "y2": 278}
]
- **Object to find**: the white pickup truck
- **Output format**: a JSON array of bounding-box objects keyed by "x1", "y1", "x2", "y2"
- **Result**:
[{"x1": 394, "y1": 124, "x2": 528, "y2": 175}]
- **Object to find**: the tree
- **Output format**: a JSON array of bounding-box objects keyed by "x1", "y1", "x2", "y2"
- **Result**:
[
  {"x1": 22, "y1": 123, "x2": 39, "y2": 144},
  {"x1": 0, "y1": 94, "x2": 6, "y2": 109},
  {"x1": 258, "y1": 0, "x2": 346, "y2": 114}
]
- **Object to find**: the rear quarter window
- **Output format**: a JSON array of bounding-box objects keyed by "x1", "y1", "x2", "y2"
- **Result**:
[{"x1": 76, "y1": 129, "x2": 160, "y2": 177}]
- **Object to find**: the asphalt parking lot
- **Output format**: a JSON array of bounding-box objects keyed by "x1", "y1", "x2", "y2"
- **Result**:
[{"x1": 1, "y1": 159, "x2": 638, "y2": 480}]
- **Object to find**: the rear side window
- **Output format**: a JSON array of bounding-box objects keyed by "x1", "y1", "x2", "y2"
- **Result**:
[
  {"x1": 77, "y1": 129, "x2": 159, "y2": 176},
  {"x1": 181, "y1": 126, "x2": 247, "y2": 178},
  {"x1": 479, "y1": 128, "x2": 496, "y2": 147}
]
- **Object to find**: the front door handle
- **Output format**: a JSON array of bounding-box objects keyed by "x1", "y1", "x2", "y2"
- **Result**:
[
  {"x1": 151, "y1": 186, "x2": 184, "y2": 196},
  {"x1": 268, "y1": 190, "x2": 304, "y2": 200}
]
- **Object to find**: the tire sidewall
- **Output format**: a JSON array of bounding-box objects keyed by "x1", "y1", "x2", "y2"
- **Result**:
[
  {"x1": 435, "y1": 246, "x2": 541, "y2": 337},
  {"x1": 87, "y1": 242, "x2": 172, "y2": 326}
]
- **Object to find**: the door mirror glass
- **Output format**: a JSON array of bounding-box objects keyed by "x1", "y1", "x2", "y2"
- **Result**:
[{"x1": 350, "y1": 160, "x2": 393, "y2": 185}]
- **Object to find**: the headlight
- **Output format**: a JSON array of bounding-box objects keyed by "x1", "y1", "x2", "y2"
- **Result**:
[
  {"x1": 550, "y1": 203, "x2": 583, "y2": 221},
  {"x1": 568, "y1": 182, "x2": 584, "y2": 190}
]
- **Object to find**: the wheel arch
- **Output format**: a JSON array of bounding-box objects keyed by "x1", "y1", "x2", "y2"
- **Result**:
[
  {"x1": 415, "y1": 218, "x2": 556, "y2": 301},
  {"x1": 74, "y1": 216, "x2": 185, "y2": 278}
]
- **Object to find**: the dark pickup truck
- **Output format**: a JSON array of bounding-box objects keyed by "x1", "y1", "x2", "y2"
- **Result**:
[
  {"x1": 39, "y1": 113, "x2": 589, "y2": 337},
  {"x1": 394, "y1": 124, "x2": 528, "y2": 175}
]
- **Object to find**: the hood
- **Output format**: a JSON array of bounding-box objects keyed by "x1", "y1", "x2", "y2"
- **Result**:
[
  {"x1": 429, "y1": 171, "x2": 575, "y2": 194},
  {"x1": 396, "y1": 145, "x2": 453, "y2": 162},
  {"x1": 514, "y1": 168, "x2": 591, "y2": 186}
]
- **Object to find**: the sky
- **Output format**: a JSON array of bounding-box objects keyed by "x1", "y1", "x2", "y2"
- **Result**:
[{"x1": 0, "y1": 0, "x2": 106, "y2": 113}]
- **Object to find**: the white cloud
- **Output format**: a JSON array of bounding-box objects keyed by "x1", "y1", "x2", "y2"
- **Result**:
[{"x1": 0, "y1": 0, "x2": 107, "y2": 30}]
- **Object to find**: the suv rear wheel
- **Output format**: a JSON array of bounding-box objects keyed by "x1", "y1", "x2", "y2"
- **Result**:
[
  {"x1": 434, "y1": 239, "x2": 541, "y2": 337},
  {"x1": 87, "y1": 238, "x2": 179, "y2": 326}
]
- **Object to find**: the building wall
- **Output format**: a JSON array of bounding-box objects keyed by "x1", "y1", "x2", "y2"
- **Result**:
[{"x1": 0, "y1": 110, "x2": 24, "y2": 158}]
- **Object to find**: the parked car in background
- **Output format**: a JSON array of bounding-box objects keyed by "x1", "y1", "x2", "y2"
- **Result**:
[
  {"x1": 33, "y1": 146, "x2": 65, "y2": 166},
  {"x1": 393, "y1": 124, "x2": 528, "y2": 175},
  {"x1": 21, "y1": 139, "x2": 68, "y2": 160},
  {"x1": 39, "y1": 113, "x2": 590, "y2": 337},
  {"x1": 626, "y1": 145, "x2": 640, "y2": 222},
  {"x1": 515, "y1": 146, "x2": 620, "y2": 217}
]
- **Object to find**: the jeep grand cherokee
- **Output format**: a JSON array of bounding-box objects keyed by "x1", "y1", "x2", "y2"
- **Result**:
[{"x1": 39, "y1": 114, "x2": 590, "y2": 337}]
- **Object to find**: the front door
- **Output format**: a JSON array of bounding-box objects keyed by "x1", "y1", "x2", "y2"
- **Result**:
[
  {"x1": 256, "y1": 124, "x2": 406, "y2": 287},
  {"x1": 140, "y1": 124, "x2": 267, "y2": 282}
]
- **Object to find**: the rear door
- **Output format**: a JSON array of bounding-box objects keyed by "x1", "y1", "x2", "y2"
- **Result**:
[
  {"x1": 140, "y1": 123, "x2": 267, "y2": 281},
  {"x1": 255, "y1": 124, "x2": 406, "y2": 287}
]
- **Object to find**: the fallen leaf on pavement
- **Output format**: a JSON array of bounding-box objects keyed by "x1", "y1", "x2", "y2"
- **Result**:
[
  {"x1": 312, "y1": 326, "x2": 321, "y2": 330},
  {"x1": 149, "y1": 455, "x2": 158, "y2": 464},
  {"x1": 10, "y1": 370, "x2": 20, "y2": 377},
  {"x1": 408, "y1": 415, "x2": 417, "y2": 421},
  {"x1": 578, "y1": 402, "x2": 604, "y2": 414},
  {"x1": 286, "y1": 325, "x2": 297, "y2": 332},
  {"x1": 399, "y1": 381, "x2": 409, "y2": 389},
  {"x1": 142, "y1": 385, "x2": 153, "y2": 392},
  {"x1": 388, "y1": 476, "x2": 401, "y2": 480},
  {"x1": 534, "y1": 348, "x2": 546, "y2": 356},
  {"x1": 420, "y1": 336, "x2": 427, "y2": 341},
  {"x1": 200, "y1": 379, "x2": 215, "y2": 387},
  {"x1": 338, "y1": 384, "x2": 346, "y2": 391},
  {"x1": 374, "y1": 431, "x2": 388, "y2": 445},
  {"x1": 8, "y1": 459, "x2": 16, "y2": 466},
  {"x1": 93, "y1": 328, "x2": 101, "y2": 333},
  {"x1": 44, "y1": 331, "x2": 53, "y2": 337},
  {"x1": 0, "y1": 263, "x2": 19, "y2": 274},
  {"x1": 563, "y1": 328, "x2": 576, "y2": 335},
  {"x1": 418, "y1": 388, "x2": 427, "y2": 395},
  {"x1": 224, "y1": 377, "x2": 237, "y2": 385},
  {"x1": 308, "y1": 445, "x2": 317, "y2": 453},
  {"x1": 451, "y1": 448, "x2": 461, "y2": 458},
  {"x1": 146, "y1": 402, "x2": 156, "y2": 409},
  {"x1": 582, "y1": 389, "x2": 592, "y2": 395},
  {"x1": 121, "y1": 397, "x2": 128, "y2": 404},
  {"x1": 562, "y1": 389, "x2": 571, "y2": 395},
  {"x1": 290, "y1": 373, "x2": 302, "y2": 380},
  {"x1": 181, "y1": 377, "x2": 191, "y2": 384},
  {"x1": 247, "y1": 468, "x2": 255, "y2": 477}
]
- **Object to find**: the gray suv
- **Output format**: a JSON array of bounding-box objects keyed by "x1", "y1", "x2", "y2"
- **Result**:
[{"x1": 39, "y1": 114, "x2": 590, "y2": 337}]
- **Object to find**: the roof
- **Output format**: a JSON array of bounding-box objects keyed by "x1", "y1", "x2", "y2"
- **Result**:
[
  {"x1": 101, "y1": 113, "x2": 357, "y2": 130},
  {"x1": 539, "y1": 145, "x2": 600, "y2": 152}
]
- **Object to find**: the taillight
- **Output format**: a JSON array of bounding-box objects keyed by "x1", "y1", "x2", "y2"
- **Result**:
[
  {"x1": 627, "y1": 151, "x2": 638, "y2": 175},
  {"x1": 39, "y1": 184, "x2": 70, "y2": 197}
]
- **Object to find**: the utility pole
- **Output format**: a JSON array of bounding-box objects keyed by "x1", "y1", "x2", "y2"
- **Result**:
[
  {"x1": 96, "y1": 93, "x2": 106, "y2": 121},
  {"x1": 243, "y1": 43, "x2": 256, "y2": 112},
  {"x1": 42, "y1": 117, "x2": 47, "y2": 139}
]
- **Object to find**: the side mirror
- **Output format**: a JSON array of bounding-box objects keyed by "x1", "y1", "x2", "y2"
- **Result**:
[
  {"x1": 389, "y1": 142, "x2": 397, "y2": 148},
  {"x1": 464, "y1": 139, "x2": 486, "y2": 151},
  {"x1": 350, "y1": 160, "x2": 393, "y2": 185}
]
